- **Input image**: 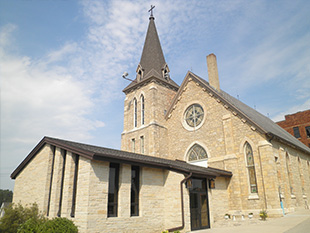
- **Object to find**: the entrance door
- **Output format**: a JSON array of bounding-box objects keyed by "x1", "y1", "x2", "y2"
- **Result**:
[{"x1": 189, "y1": 178, "x2": 210, "y2": 230}]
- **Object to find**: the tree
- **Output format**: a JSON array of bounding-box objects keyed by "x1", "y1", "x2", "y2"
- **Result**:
[
  {"x1": 0, "y1": 203, "x2": 78, "y2": 233},
  {"x1": 0, "y1": 203, "x2": 41, "y2": 233},
  {"x1": 0, "y1": 189, "x2": 13, "y2": 206}
]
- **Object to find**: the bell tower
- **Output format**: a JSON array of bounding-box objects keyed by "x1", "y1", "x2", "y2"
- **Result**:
[{"x1": 121, "y1": 10, "x2": 179, "y2": 157}]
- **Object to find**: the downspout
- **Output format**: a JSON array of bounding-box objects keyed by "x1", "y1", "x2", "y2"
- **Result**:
[{"x1": 168, "y1": 172, "x2": 193, "y2": 232}]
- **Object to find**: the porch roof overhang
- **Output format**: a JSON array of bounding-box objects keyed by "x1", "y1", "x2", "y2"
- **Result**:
[{"x1": 11, "y1": 137, "x2": 232, "y2": 179}]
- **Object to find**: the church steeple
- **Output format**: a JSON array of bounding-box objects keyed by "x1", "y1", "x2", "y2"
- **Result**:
[
  {"x1": 138, "y1": 14, "x2": 167, "y2": 80},
  {"x1": 123, "y1": 10, "x2": 178, "y2": 93}
]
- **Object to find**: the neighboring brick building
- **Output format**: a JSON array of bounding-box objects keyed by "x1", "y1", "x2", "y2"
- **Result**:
[
  {"x1": 277, "y1": 110, "x2": 310, "y2": 148},
  {"x1": 11, "y1": 13, "x2": 310, "y2": 233}
]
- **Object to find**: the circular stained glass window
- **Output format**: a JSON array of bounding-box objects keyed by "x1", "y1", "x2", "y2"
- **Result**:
[{"x1": 185, "y1": 104, "x2": 204, "y2": 128}]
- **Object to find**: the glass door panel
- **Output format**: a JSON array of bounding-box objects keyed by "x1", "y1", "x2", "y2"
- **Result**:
[
  {"x1": 190, "y1": 193, "x2": 199, "y2": 230},
  {"x1": 189, "y1": 178, "x2": 210, "y2": 230},
  {"x1": 200, "y1": 194, "x2": 209, "y2": 227}
]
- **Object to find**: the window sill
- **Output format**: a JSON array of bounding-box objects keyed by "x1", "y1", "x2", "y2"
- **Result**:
[
  {"x1": 303, "y1": 195, "x2": 307, "y2": 199},
  {"x1": 248, "y1": 194, "x2": 259, "y2": 200},
  {"x1": 291, "y1": 194, "x2": 296, "y2": 199}
]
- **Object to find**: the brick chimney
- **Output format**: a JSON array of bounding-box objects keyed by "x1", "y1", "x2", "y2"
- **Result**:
[{"x1": 207, "y1": 53, "x2": 220, "y2": 90}]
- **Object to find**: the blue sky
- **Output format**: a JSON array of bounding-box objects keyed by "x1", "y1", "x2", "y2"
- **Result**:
[{"x1": 1, "y1": 0, "x2": 309, "y2": 190}]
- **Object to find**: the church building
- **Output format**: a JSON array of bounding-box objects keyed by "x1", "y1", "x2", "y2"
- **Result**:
[{"x1": 11, "y1": 12, "x2": 310, "y2": 233}]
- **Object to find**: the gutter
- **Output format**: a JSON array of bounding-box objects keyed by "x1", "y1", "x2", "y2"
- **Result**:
[
  {"x1": 167, "y1": 172, "x2": 193, "y2": 232},
  {"x1": 267, "y1": 132, "x2": 310, "y2": 155}
]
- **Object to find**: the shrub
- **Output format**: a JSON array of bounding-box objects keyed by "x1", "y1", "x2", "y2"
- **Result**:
[
  {"x1": 259, "y1": 210, "x2": 268, "y2": 220},
  {"x1": 17, "y1": 217, "x2": 47, "y2": 233},
  {"x1": 0, "y1": 189, "x2": 13, "y2": 206},
  {"x1": 39, "y1": 217, "x2": 78, "y2": 233},
  {"x1": 18, "y1": 217, "x2": 78, "y2": 233},
  {"x1": 0, "y1": 203, "x2": 41, "y2": 233},
  {"x1": 0, "y1": 203, "x2": 78, "y2": 233}
]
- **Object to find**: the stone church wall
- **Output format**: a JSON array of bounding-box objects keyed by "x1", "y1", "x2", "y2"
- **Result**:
[
  {"x1": 121, "y1": 81, "x2": 176, "y2": 157},
  {"x1": 208, "y1": 177, "x2": 229, "y2": 223},
  {"x1": 13, "y1": 142, "x2": 192, "y2": 233},
  {"x1": 13, "y1": 144, "x2": 53, "y2": 213},
  {"x1": 73, "y1": 159, "x2": 187, "y2": 232},
  {"x1": 165, "y1": 78, "x2": 310, "y2": 219}
]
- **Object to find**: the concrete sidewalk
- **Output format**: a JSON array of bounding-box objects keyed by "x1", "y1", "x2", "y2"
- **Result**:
[{"x1": 194, "y1": 209, "x2": 310, "y2": 233}]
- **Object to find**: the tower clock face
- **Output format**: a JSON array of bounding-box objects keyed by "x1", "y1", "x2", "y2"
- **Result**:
[{"x1": 185, "y1": 104, "x2": 204, "y2": 128}]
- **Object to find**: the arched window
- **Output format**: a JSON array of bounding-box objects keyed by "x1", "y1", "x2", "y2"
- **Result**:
[
  {"x1": 140, "y1": 95, "x2": 144, "y2": 125},
  {"x1": 133, "y1": 98, "x2": 137, "y2": 128},
  {"x1": 244, "y1": 142, "x2": 258, "y2": 193},
  {"x1": 187, "y1": 144, "x2": 208, "y2": 161}
]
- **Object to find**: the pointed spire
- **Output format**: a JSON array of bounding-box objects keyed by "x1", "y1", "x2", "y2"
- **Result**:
[
  {"x1": 138, "y1": 15, "x2": 167, "y2": 80},
  {"x1": 123, "y1": 10, "x2": 179, "y2": 93}
]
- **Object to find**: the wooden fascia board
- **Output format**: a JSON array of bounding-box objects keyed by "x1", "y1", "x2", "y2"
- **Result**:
[
  {"x1": 11, "y1": 137, "x2": 95, "y2": 179},
  {"x1": 44, "y1": 137, "x2": 94, "y2": 160},
  {"x1": 11, "y1": 137, "x2": 47, "y2": 179},
  {"x1": 93, "y1": 153, "x2": 229, "y2": 178}
]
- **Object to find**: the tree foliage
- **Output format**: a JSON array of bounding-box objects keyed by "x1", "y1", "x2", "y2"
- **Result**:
[
  {"x1": 0, "y1": 203, "x2": 78, "y2": 233},
  {"x1": 0, "y1": 203, "x2": 41, "y2": 233},
  {"x1": 18, "y1": 217, "x2": 78, "y2": 233},
  {"x1": 0, "y1": 189, "x2": 13, "y2": 206}
]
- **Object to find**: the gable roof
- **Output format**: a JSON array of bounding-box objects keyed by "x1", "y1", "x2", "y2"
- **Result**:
[
  {"x1": 11, "y1": 136, "x2": 232, "y2": 179},
  {"x1": 166, "y1": 71, "x2": 310, "y2": 155},
  {"x1": 122, "y1": 72, "x2": 179, "y2": 94}
]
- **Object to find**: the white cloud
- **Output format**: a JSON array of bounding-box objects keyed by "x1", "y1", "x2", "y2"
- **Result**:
[
  {"x1": 0, "y1": 23, "x2": 106, "y2": 190},
  {"x1": 1, "y1": 0, "x2": 310, "y2": 190},
  {"x1": 46, "y1": 42, "x2": 78, "y2": 64},
  {"x1": 0, "y1": 23, "x2": 17, "y2": 49},
  {"x1": 0, "y1": 47, "x2": 103, "y2": 144}
]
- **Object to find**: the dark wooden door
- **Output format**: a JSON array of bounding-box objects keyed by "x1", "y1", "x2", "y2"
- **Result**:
[{"x1": 189, "y1": 178, "x2": 210, "y2": 230}]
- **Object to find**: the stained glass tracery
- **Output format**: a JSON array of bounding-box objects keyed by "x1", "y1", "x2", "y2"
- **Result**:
[{"x1": 188, "y1": 144, "x2": 208, "y2": 161}]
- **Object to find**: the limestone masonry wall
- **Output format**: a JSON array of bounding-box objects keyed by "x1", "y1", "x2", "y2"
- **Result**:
[
  {"x1": 13, "y1": 145, "x2": 52, "y2": 211},
  {"x1": 165, "y1": 78, "x2": 310, "y2": 218}
]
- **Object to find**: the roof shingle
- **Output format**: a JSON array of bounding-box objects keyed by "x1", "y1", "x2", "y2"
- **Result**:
[{"x1": 11, "y1": 136, "x2": 232, "y2": 179}]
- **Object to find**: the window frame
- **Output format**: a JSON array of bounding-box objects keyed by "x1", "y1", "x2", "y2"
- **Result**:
[
  {"x1": 107, "y1": 163, "x2": 120, "y2": 217},
  {"x1": 140, "y1": 136, "x2": 144, "y2": 154},
  {"x1": 133, "y1": 98, "x2": 137, "y2": 128},
  {"x1": 130, "y1": 166, "x2": 140, "y2": 216},
  {"x1": 70, "y1": 154, "x2": 79, "y2": 218},
  {"x1": 187, "y1": 144, "x2": 208, "y2": 162},
  {"x1": 141, "y1": 95, "x2": 145, "y2": 125},
  {"x1": 305, "y1": 126, "x2": 310, "y2": 138},
  {"x1": 244, "y1": 142, "x2": 258, "y2": 194},
  {"x1": 131, "y1": 138, "x2": 135, "y2": 152},
  {"x1": 293, "y1": 126, "x2": 301, "y2": 138},
  {"x1": 182, "y1": 103, "x2": 206, "y2": 131}
]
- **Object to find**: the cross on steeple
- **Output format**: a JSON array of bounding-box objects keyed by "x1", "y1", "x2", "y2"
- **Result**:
[{"x1": 148, "y1": 5, "x2": 155, "y2": 17}]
